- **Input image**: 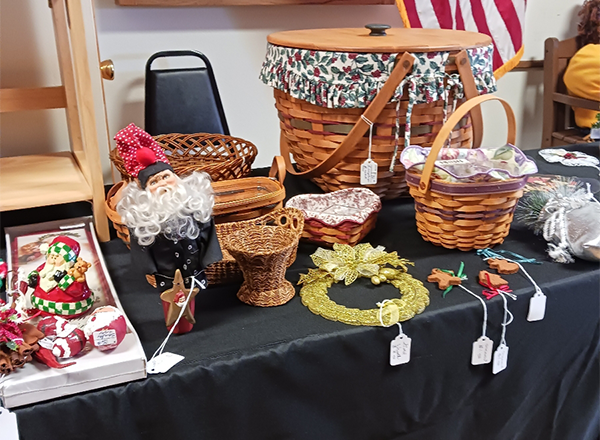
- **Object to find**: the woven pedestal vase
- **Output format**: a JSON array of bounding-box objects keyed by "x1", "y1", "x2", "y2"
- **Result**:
[
  {"x1": 406, "y1": 95, "x2": 527, "y2": 251},
  {"x1": 221, "y1": 208, "x2": 304, "y2": 306}
]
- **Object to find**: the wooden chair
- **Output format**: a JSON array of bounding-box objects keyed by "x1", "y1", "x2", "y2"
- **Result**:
[{"x1": 542, "y1": 37, "x2": 600, "y2": 148}]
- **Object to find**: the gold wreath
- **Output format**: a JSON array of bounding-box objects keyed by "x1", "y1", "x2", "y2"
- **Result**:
[{"x1": 298, "y1": 243, "x2": 430, "y2": 326}]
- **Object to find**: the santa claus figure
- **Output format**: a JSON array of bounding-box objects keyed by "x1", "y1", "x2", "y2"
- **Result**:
[
  {"x1": 115, "y1": 124, "x2": 222, "y2": 334},
  {"x1": 27, "y1": 236, "x2": 93, "y2": 318}
]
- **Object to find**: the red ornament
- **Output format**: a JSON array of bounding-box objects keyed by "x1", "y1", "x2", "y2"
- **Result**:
[
  {"x1": 37, "y1": 315, "x2": 69, "y2": 337},
  {"x1": 84, "y1": 306, "x2": 127, "y2": 351},
  {"x1": 52, "y1": 327, "x2": 86, "y2": 359}
]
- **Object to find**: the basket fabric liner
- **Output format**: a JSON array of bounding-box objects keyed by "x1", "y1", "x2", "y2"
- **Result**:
[
  {"x1": 261, "y1": 43, "x2": 496, "y2": 152},
  {"x1": 400, "y1": 144, "x2": 538, "y2": 183},
  {"x1": 260, "y1": 43, "x2": 496, "y2": 110},
  {"x1": 286, "y1": 188, "x2": 382, "y2": 228}
]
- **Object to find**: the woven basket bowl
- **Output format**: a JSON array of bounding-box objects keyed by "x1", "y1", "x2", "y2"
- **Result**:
[
  {"x1": 407, "y1": 184, "x2": 525, "y2": 251},
  {"x1": 302, "y1": 212, "x2": 378, "y2": 247},
  {"x1": 221, "y1": 222, "x2": 302, "y2": 307},
  {"x1": 110, "y1": 132, "x2": 257, "y2": 181},
  {"x1": 275, "y1": 87, "x2": 472, "y2": 200},
  {"x1": 407, "y1": 94, "x2": 525, "y2": 251}
]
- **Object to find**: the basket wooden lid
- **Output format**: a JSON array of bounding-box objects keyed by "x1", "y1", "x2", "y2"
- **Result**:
[{"x1": 267, "y1": 27, "x2": 492, "y2": 53}]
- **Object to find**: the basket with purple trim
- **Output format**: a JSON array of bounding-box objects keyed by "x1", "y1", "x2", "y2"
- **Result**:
[
  {"x1": 286, "y1": 188, "x2": 381, "y2": 246},
  {"x1": 401, "y1": 95, "x2": 538, "y2": 251}
]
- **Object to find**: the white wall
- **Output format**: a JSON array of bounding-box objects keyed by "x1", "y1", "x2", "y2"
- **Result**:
[{"x1": 0, "y1": 0, "x2": 583, "y2": 184}]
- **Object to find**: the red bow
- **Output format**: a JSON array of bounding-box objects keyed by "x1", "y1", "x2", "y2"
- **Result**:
[
  {"x1": 0, "y1": 308, "x2": 24, "y2": 347},
  {"x1": 479, "y1": 273, "x2": 513, "y2": 300},
  {"x1": 114, "y1": 123, "x2": 170, "y2": 178}
]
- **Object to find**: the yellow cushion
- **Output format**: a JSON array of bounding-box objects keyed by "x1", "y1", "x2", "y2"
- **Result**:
[{"x1": 563, "y1": 44, "x2": 600, "y2": 128}]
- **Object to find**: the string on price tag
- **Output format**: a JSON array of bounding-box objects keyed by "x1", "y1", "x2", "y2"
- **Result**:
[
  {"x1": 476, "y1": 249, "x2": 547, "y2": 322},
  {"x1": 146, "y1": 275, "x2": 205, "y2": 375},
  {"x1": 360, "y1": 115, "x2": 378, "y2": 185},
  {"x1": 457, "y1": 285, "x2": 493, "y2": 365},
  {"x1": 378, "y1": 300, "x2": 411, "y2": 366},
  {"x1": 492, "y1": 292, "x2": 513, "y2": 374}
]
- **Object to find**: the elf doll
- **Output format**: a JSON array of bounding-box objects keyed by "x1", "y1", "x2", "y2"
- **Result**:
[
  {"x1": 28, "y1": 236, "x2": 94, "y2": 318},
  {"x1": 115, "y1": 124, "x2": 222, "y2": 334}
]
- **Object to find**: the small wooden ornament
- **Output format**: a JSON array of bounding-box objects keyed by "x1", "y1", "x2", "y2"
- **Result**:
[
  {"x1": 427, "y1": 268, "x2": 463, "y2": 290},
  {"x1": 478, "y1": 270, "x2": 508, "y2": 288},
  {"x1": 487, "y1": 258, "x2": 519, "y2": 274},
  {"x1": 160, "y1": 270, "x2": 199, "y2": 328}
]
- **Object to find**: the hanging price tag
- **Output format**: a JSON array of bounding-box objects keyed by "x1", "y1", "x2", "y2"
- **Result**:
[
  {"x1": 360, "y1": 159, "x2": 378, "y2": 185},
  {"x1": 146, "y1": 352, "x2": 184, "y2": 375},
  {"x1": 0, "y1": 406, "x2": 19, "y2": 440},
  {"x1": 492, "y1": 343, "x2": 509, "y2": 374},
  {"x1": 527, "y1": 291, "x2": 547, "y2": 322},
  {"x1": 390, "y1": 334, "x2": 411, "y2": 366},
  {"x1": 471, "y1": 335, "x2": 494, "y2": 365}
]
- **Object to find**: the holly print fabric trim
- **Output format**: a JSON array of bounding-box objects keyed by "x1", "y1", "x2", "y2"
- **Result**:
[{"x1": 259, "y1": 43, "x2": 496, "y2": 109}]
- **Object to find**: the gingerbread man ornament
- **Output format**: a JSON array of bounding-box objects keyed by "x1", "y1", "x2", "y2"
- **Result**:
[
  {"x1": 487, "y1": 258, "x2": 519, "y2": 275},
  {"x1": 427, "y1": 268, "x2": 463, "y2": 290}
]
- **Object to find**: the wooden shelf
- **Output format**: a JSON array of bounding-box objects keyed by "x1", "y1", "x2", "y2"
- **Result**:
[
  {"x1": 0, "y1": 152, "x2": 93, "y2": 211},
  {"x1": 116, "y1": 0, "x2": 395, "y2": 5}
]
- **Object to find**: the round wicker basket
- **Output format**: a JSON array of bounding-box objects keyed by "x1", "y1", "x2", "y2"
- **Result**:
[
  {"x1": 263, "y1": 28, "x2": 495, "y2": 200},
  {"x1": 406, "y1": 95, "x2": 526, "y2": 251},
  {"x1": 110, "y1": 132, "x2": 257, "y2": 181}
]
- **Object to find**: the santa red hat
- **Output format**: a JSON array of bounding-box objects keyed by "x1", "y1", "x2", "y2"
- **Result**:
[
  {"x1": 114, "y1": 123, "x2": 173, "y2": 188},
  {"x1": 40, "y1": 236, "x2": 80, "y2": 264}
]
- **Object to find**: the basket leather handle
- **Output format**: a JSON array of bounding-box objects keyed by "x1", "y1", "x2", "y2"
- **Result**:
[
  {"x1": 455, "y1": 50, "x2": 484, "y2": 149},
  {"x1": 280, "y1": 52, "x2": 416, "y2": 178},
  {"x1": 269, "y1": 156, "x2": 286, "y2": 185},
  {"x1": 417, "y1": 94, "x2": 517, "y2": 194}
]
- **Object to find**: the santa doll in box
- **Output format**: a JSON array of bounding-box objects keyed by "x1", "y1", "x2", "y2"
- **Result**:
[
  {"x1": 27, "y1": 236, "x2": 93, "y2": 318},
  {"x1": 115, "y1": 124, "x2": 222, "y2": 334}
]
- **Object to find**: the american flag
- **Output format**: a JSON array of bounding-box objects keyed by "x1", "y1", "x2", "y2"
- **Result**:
[{"x1": 396, "y1": 0, "x2": 526, "y2": 78}]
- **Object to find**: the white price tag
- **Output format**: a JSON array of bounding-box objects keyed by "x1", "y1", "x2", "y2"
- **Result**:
[
  {"x1": 390, "y1": 334, "x2": 411, "y2": 366},
  {"x1": 38, "y1": 337, "x2": 55, "y2": 350},
  {"x1": 360, "y1": 159, "x2": 378, "y2": 185},
  {"x1": 471, "y1": 336, "x2": 494, "y2": 365},
  {"x1": 147, "y1": 352, "x2": 184, "y2": 375},
  {"x1": 527, "y1": 292, "x2": 547, "y2": 322},
  {"x1": 492, "y1": 343, "x2": 509, "y2": 374},
  {"x1": 93, "y1": 329, "x2": 118, "y2": 347},
  {"x1": 0, "y1": 407, "x2": 19, "y2": 440}
]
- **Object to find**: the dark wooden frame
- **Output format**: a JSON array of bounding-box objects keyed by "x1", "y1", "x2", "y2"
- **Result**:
[
  {"x1": 542, "y1": 37, "x2": 600, "y2": 148},
  {"x1": 116, "y1": 0, "x2": 395, "y2": 5}
]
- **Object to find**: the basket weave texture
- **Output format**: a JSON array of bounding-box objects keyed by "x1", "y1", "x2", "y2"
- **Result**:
[
  {"x1": 276, "y1": 89, "x2": 472, "y2": 200},
  {"x1": 220, "y1": 208, "x2": 304, "y2": 307},
  {"x1": 406, "y1": 95, "x2": 525, "y2": 251},
  {"x1": 110, "y1": 132, "x2": 257, "y2": 181}
]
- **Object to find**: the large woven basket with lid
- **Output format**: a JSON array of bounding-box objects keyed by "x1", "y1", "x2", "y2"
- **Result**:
[{"x1": 260, "y1": 26, "x2": 497, "y2": 199}]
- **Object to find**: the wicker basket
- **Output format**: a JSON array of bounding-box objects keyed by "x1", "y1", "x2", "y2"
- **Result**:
[
  {"x1": 286, "y1": 188, "x2": 381, "y2": 247},
  {"x1": 220, "y1": 208, "x2": 304, "y2": 307},
  {"x1": 264, "y1": 28, "x2": 495, "y2": 200},
  {"x1": 406, "y1": 95, "x2": 527, "y2": 251},
  {"x1": 110, "y1": 132, "x2": 257, "y2": 181}
]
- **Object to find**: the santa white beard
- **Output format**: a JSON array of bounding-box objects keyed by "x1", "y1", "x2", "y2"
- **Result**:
[
  {"x1": 117, "y1": 171, "x2": 214, "y2": 247},
  {"x1": 39, "y1": 260, "x2": 72, "y2": 292}
]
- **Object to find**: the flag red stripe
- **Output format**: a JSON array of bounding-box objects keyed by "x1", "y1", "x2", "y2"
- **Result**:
[
  {"x1": 455, "y1": 0, "x2": 465, "y2": 30},
  {"x1": 494, "y1": 0, "x2": 522, "y2": 52},
  {"x1": 403, "y1": 0, "x2": 423, "y2": 28},
  {"x1": 470, "y1": 0, "x2": 504, "y2": 69},
  {"x1": 433, "y1": 0, "x2": 454, "y2": 29}
]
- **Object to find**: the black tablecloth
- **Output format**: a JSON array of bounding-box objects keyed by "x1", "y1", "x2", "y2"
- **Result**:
[{"x1": 14, "y1": 146, "x2": 600, "y2": 440}]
